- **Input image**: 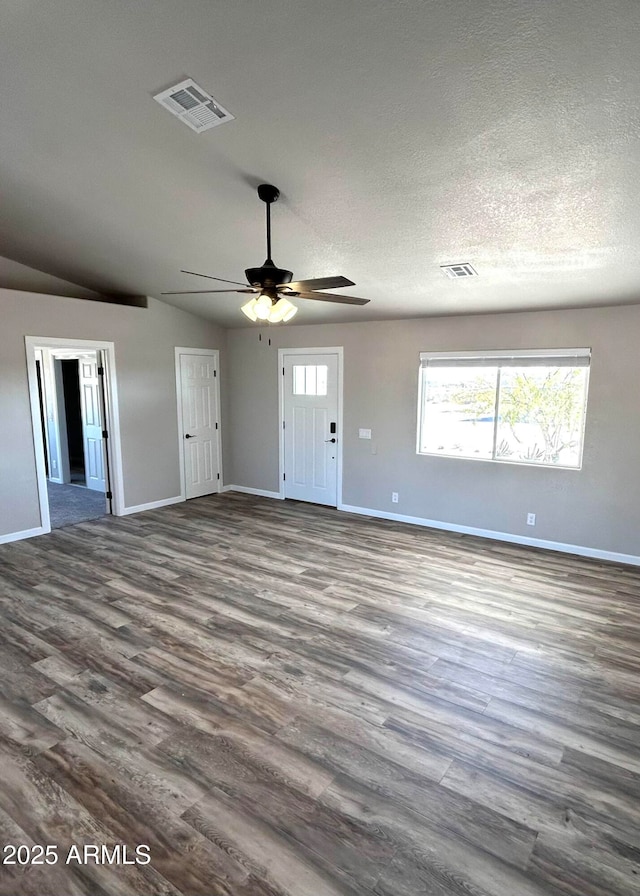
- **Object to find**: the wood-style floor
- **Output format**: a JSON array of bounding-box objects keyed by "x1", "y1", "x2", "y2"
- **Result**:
[{"x1": 0, "y1": 492, "x2": 639, "y2": 895}]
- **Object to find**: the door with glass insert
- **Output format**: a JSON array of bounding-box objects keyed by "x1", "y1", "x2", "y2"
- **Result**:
[{"x1": 283, "y1": 353, "x2": 339, "y2": 505}]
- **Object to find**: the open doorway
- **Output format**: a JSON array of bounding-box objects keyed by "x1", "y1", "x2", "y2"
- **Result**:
[{"x1": 27, "y1": 337, "x2": 124, "y2": 532}]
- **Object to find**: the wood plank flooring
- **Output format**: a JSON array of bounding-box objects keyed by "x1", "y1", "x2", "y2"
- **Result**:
[{"x1": 0, "y1": 492, "x2": 639, "y2": 895}]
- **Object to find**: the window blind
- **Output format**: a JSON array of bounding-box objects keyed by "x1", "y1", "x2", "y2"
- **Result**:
[{"x1": 419, "y1": 348, "x2": 591, "y2": 369}]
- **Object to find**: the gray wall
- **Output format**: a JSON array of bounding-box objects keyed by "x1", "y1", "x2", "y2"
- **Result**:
[
  {"x1": 0, "y1": 289, "x2": 225, "y2": 537},
  {"x1": 4, "y1": 287, "x2": 638, "y2": 558},
  {"x1": 226, "y1": 304, "x2": 640, "y2": 557}
]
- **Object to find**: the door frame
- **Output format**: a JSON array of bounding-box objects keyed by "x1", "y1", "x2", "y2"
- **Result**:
[
  {"x1": 34, "y1": 349, "x2": 50, "y2": 477},
  {"x1": 37, "y1": 348, "x2": 66, "y2": 485},
  {"x1": 41, "y1": 350, "x2": 98, "y2": 485},
  {"x1": 174, "y1": 347, "x2": 223, "y2": 500},
  {"x1": 277, "y1": 346, "x2": 344, "y2": 505},
  {"x1": 25, "y1": 336, "x2": 125, "y2": 531}
]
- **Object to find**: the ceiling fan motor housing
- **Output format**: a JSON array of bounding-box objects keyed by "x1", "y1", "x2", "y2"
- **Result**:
[
  {"x1": 257, "y1": 183, "x2": 280, "y2": 204},
  {"x1": 245, "y1": 263, "x2": 293, "y2": 289}
]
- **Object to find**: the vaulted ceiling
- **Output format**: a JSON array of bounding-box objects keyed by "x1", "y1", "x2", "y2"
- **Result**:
[{"x1": 2, "y1": 0, "x2": 640, "y2": 326}]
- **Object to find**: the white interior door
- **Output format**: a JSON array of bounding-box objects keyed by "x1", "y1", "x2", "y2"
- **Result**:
[
  {"x1": 79, "y1": 356, "x2": 106, "y2": 492},
  {"x1": 283, "y1": 352, "x2": 339, "y2": 506},
  {"x1": 179, "y1": 352, "x2": 220, "y2": 499}
]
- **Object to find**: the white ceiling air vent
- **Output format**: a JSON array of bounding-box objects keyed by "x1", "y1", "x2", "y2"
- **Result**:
[
  {"x1": 440, "y1": 263, "x2": 478, "y2": 279},
  {"x1": 153, "y1": 78, "x2": 234, "y2": 133}
]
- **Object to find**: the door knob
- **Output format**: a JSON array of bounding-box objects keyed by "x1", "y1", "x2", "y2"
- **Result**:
[
  {"x1": 325, "y1": 437, "x2": 336, "y2": 443},
  {"x1": 185, "y1": 433, "x2": 195, "y2": 439}
]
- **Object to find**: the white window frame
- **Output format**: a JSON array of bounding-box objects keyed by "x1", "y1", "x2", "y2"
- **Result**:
[{"x1": 417, "y1": 347, "x2": 591, "y2": 470}]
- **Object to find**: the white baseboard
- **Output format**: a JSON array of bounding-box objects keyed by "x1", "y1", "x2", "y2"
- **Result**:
[
  {"x1": 222, "y1": 484, "x2": 284, "y2": 500},
  {"x1": 0, "y1": 525, "x2": 49, "y2": 544},
  {"x1": 3, "y1": 495, "x2": 635, "y2": 568},
  {"x1": 338, "y1": 503, "x2": 640, "y2": 568},
  {"x1": 119, "y1": 495, "x2": 184, "y2": 516}
]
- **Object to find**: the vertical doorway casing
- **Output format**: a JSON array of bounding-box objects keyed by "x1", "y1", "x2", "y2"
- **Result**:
[
  {"x1": 42, "y1": 351, "x2": 102, "y2": 487},
  {"x1": 175, "y1": 348, "x2": 223, "y2": 500},
  {"x1": 38, "y1": 349, "x2": 68, "y2": 484},
  {"x1": 34, "y1": 349, "x2": 50, "y2": 477},
  {"x1": 278, "y1": 346, "x2": 344, "y2": 506},
  {"x1": 25, "y1": 336, "x2": 125, "y2": 532}
]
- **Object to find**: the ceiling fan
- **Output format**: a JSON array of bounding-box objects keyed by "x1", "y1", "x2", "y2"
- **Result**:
[{"x1": 162, "y1": 184, "x2": 370, "y2": 323}]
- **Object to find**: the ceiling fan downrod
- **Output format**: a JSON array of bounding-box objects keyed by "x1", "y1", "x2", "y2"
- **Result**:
[
  {"x1": 245, "y1": 184, "x2": 293, "y2": 289},
  {"x1": 257, "y1": 183, "x2": 279, "y2": 266}
]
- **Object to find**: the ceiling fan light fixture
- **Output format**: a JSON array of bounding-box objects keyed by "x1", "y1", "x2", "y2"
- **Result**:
[
  {"x1": 254, "y1": 293, "x2": 273, "y2": 320},
  {"x1": 241, "y1": 294, "x2": 298, "y2": 324},
  {"x1": 240, "y1": 297, "x2": 259, "y2": 321},
  {"x1": 269, "y1": 296, "x2": 298, "y2": 323},
  {"x1": 281, "y1": 301, "x2": 298, "y2": 322}
]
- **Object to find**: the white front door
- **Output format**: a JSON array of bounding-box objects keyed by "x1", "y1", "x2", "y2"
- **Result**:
[
  {"x1": 178, "y1": 352, "x2": 220, "y2": 499},
  {"x1": 283, "y1": 352, "x2": 339, "y2": 506},
  {"x1": 79, "y1": 356, "x2": 106, "y2": 492}
]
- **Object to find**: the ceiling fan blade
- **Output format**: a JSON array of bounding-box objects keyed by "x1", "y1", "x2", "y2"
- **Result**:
[
  {"x1": 291, "y1": 290, "x2": 370, "y2": 306},
  {"x1": 180, "y1": 269, "x2": 249, "y2": 287},
  {"x1": 278, "y1": 276, "x2": 355, "y2": 292},
  {"x1": 161, "y1": 288, "x2": 257, "y2": 295}
]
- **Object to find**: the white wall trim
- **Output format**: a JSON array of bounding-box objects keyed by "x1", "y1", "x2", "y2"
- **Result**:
[
  {"x1": 0, "y1": 526, "x2": 49, "y2": 545},
  {"x1": 120, "y1": 495, "x2": 184, "y2": 515},
  {"x1": 25, "y1": 336, "x2": 125, "y2": 532},
  {"x1": 338, "y1": 502, "x2": 640, "y2": 567},
  {"x1": 277, "y1": 346, "x2": 344, "y2": 506},
  {"x1": 174, "y1": 347, "x2": 222, "y2": 501},
  {"x1": 39, "y1": 350, "x2": 65, "y2": 484},
  {"x1": 25, "y1": 344, "x2": 53, "y2": 532},
  {"x1": 222, "y1": 484, "x2": 284, "y2": 500}
]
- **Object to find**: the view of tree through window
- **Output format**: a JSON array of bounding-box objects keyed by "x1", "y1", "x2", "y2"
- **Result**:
[{"x1": 418, "y1": 352, "x2": 590, "y2": 468}]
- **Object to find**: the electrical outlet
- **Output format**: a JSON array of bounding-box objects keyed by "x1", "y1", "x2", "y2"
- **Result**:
[
  {"x1": 527, "y1": 512, "x2": 536, "y2": 526},
  {"x1": 359, "y1": 428, "x2": 372, "y2": 440},
  {"x1": 392, "y1": 492, "x2": 399, "y2": 503}
]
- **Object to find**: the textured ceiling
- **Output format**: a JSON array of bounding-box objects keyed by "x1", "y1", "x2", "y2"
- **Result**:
[{"x1": 2, "y1": 0, "x2": 640, "y2": 327}]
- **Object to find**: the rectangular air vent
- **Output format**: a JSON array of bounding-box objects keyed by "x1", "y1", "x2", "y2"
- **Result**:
[
  {"x1": 440, "y1": 263, "x2": 478, "y2": 279},
  {"x1": 153, "y1": 78, "x2": 234, "y2": 133}
]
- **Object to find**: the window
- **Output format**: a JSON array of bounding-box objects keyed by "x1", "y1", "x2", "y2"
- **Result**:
[
  {"x1": 417, "y1": 349, "x2": 590, "y2": 468},
  {"x1": 293, "y1": 364, "x2": 328, "y2": 396}
]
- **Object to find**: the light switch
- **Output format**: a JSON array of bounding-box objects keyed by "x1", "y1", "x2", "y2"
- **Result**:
[{"x1": 359, "y1": 428, "x2": 372, "y2": 440}]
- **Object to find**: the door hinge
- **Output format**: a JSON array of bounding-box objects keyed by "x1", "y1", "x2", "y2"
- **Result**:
[
  {"x1": 97, "y1": 366, "x2": 104, "y2": 375},
  {"x1": 282, "y1": 420, "x2": 285, "y2": 429},
  {"x1": 283, "y1": 473, "x2": 286, "y2": 481},
  {"x1": 106, "y1": 490, "x2": 112, "y2": 500},
  {"x1": 217, "y1": 473, "x2": 220, "y2": 480},
  {"x1": 282, "y1": 367, "x2": 285, "y2": 375},
  {"x1": 102, "y1": 430, "x2": 108, "y2": 439},
  {"x1": 215, "y1": 422, "x2": 218, "y2": 430},
  {"x1": 214, "y1": 369, "x2": 217, "y2": 377}
]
